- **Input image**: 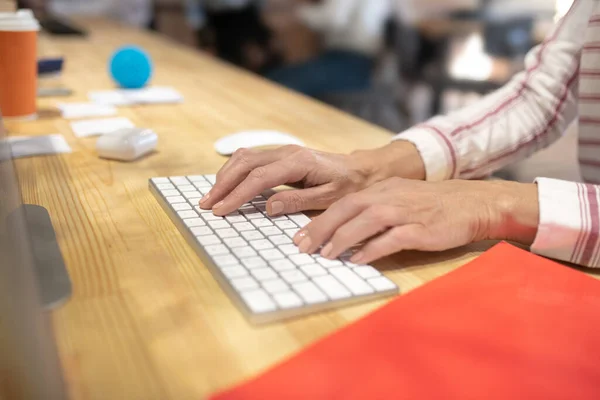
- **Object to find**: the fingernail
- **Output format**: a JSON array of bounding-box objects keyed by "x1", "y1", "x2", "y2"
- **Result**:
[
  {"x1": 294, "y1": 230, "x2": 307, "y2": 245},
  {"x1": 213, "y1": 200, "x2": 224, "y2": 210},
  {"x1": 351, "y1": 251, "x2": 365, "y2": 264},
  {"x1": 298, "y1": 236, "x2": 313, "y2": 253},
  {"x1": 200, "y1": 192, "x2": 211, "y2": 204},
  {"x1": 269, "y1": 201, "x2": 284, "y2": 216},
  {"x1": 321, "y1": 242, "x2": 334, "y2": 259}
]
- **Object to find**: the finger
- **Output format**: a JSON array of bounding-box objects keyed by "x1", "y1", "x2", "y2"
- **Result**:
[
  {"x1": 201, "y1": 147, "x2": 292, "y2": 209},
  {"x1": 267, "y1": 184, "x2": 338, "y2": 216},
  {"x1": 322, "y1": 206, "x2": 408, "y2": 260},
  {"x1": 212, "y1": 159, "x2": 308, "y2": 216},
  {"x1": 217, "y1": 145, "x2": 298, "y2": 183},
  {"x1": 351, "y1": 224, "x2": 426, "y2": 264},
  {"x1": 294, "y1": 193, "x2": 366, "y2": 254}
]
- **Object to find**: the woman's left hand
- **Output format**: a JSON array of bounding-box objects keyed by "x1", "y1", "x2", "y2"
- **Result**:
[{"x1": 293, "y1": 178, "x2": 540, "y2": 264}]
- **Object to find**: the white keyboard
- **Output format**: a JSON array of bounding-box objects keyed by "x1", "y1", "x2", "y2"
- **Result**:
[{"x1": 149, "y1": 175, "x2": 398, "y2": 324}]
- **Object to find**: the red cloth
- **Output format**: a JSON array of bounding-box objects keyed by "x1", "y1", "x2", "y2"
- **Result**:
[{"x1": 211, "y1": 243, "x2": 600, "y2": 400}]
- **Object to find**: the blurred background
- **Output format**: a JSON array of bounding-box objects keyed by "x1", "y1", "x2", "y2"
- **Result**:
[{"x1": 20, "y1": 0, "x2": 579, "y2": 181}]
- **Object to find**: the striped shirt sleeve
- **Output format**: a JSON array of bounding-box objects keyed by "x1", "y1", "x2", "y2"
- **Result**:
[
  {"x1": 533, "y1": 179, "x2": 600, "y2": 268},
  {"x1": 393, "y1": 0, "x2": 594, "y2": 181}
]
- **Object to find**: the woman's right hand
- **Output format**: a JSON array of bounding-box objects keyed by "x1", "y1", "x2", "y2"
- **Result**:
[{"x1": 200, "y1": 141, "x2": 425, "y2": 217}]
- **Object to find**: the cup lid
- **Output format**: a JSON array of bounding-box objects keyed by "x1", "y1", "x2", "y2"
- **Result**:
[{"x1": 0, "y1": 9, "x2": 40, "y2": 32}]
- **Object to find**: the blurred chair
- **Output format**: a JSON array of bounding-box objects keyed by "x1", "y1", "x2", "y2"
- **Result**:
[{"x1": 318, "y1": 18, "x2": 409, "y2": 133}]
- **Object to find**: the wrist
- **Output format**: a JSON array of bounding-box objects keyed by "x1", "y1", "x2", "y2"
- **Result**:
[
  {"x1": 351, "y1": 141, "x2": 426, "y2": 187},
  {"x1": 486, "y1": 181, "x2": 540, "y2": 245}
]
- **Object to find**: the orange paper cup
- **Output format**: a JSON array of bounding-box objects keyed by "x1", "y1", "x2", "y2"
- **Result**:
[{"x1": 0, "y1": 10, "x2": 39, "y2": 119}]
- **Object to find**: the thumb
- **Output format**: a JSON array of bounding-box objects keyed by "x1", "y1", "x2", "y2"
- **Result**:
[{"x1": 267, "y1": 184, "x2": 338, "y2": 216}]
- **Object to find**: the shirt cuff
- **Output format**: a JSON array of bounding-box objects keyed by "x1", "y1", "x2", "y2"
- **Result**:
[
  {"x1": 392, "y1": 125, "x2": 457, "y2": 181},
  {"x1": 531, "y1": 178, "x2": 600, "y2": 268}
]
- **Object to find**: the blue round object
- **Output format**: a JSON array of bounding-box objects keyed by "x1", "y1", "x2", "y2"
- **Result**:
[{"x1": 109, "y1": 46, "x2": 153, "y2": 89}]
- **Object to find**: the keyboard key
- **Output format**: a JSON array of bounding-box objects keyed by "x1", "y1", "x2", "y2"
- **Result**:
[
  {"x1": 172, "y1": 203, "x2": 192, "y2": 211},
  {"x1": 270, "y1": 259, "x2": 295, "y2": 272},
  {"x1": 260, "y1": 226, "x2": 282, "y2": 236},
  {"x1": 184, "y1": 218, "x2": 205, "y2": 228},
  {"x1": 166, "y1": 196, "x2": 186, "y2": 204},
  {"x1": 223, "y1": 237, "x2": 246, "y2": 248},
  {"x1": 313, "y1": 275, "x2": 352, "y2": 300},
  {"x1": 273, "y1": 291, "x2": 303, "y2": 309},
  {"x1": 221, "y1": 265, "x2": 248, "y2": 279},
  {"x1": 292, "y1": 281, "x2": 327, "y2": 304},
  {"x1": 226, "y1": 215, "x2": 247, "y2": 224},
  {"x1": 250, "y1": 239, "x2": 274, "y2": 251},
  {"x1": 245, "y1": 211, "x2": 265, "y2": 220},
  {"x1": 254, "y1": 203, "x2": 267, "y2": 212},
  {"x1": 251, "y1": 267, "x2": 278, "y2": 282},
  {"x1": 191, "y1": 226, "x2": 212, "y2": 236},
  {"x1": 162, "y1": 189, "x2": 180, "y2": 197},
  {"x1": 197, "y1": 235, "x2": 221, "y2": 246},
  {"x1": 252, "y1": 195, "x2": 266, "y2": 202},
  {"x1": 178, "y1": 210, "x2": 199, "y2": 219},
  {"x1": 170, "y1": 177, "x2": 189, "y2": 185},
  {"x1": 183, "y1": 191, "x2": 202, "y2": 199},
  {"x1": 266, "y1": 215, "x2": 288, "y2": 222},
  {"x1": 208, "y1": 220, "x2": 230, "y2": 230},
  {"x1": 178, "y1": 185, "x2": 196, "y2": 192},
  {"x1": 232, "y1": 247, "x2": 257, "y2": 258},
  {"x1": 289, "y1": 254, "x2": 314, "y2": 266},
  {"x1": 368, "y1": 276, "x2": 397, "y2": 292},
  {"x1": 260, "y1": 249, "x2": 285, "y2": 261},
  {"x1": 213, "y1": 254, "x2": 238, "y2": 267},
  {"x1": 239, "y1": 205, "x2": 256, "y2": 213},
  {"x1": 242, "y1": 257, "x2": 268, "y2": 269},
  {"x1": 152, "y1": 177, "x2": 169, "y2": 184},
  {"x1": 205, "y1": 244, "x2": 229, "y2": 256},
  {"x1": 354, "y1": 266, "x2": 381, "y2": 279},
  {"x1": 270, "y1": 235, "x2": 292, "y2": 245},
  {"x1": 329, "y1": 267, "x2": 374, "y2": 296},
  {"x1": 205, "y1": 175, "x2": 217, "y2": 184},
  {"x1": 202, "y1": 213, "x2": 223, "y2": 221},
  {"x1": 215, "y1": 228, "x2": 238, "y2": 239},
  {"x1": 240, "y1": 289, "x2": 276, "y2": 313},
  {"x1": 280, "y1": 270, "x2": 308, "y2": 284},
  {"x1": 156, "y1": 183, "x2": 175, "y2": 190},
  {"x1": 262, "y1": 278, "x2": 289, "y2": 294},
  {"x1": 241, "y1": 231, "x2": 264, "y2": 241},
  {"x1": 195, "y1": 206, "x2": 213, "y2": 214},
  {"x1": 187, "y1": 175, "x2": 207, "y2": 182},
  {"x1": 279, "y1": 244, "x2": 300, "y2": 255},
  {"x1": 275, "y1": 220, "x2": 298, "y2": 230},
  {"x1": 316, "y1": 258, "x2": 343, "y2": 268},
  {"x1": 251, "y1": 219, "x2": 273, "y2": 228},
  {"x1": 288, "y1": 213, "x2": 312, "y2": 227},
  {"x1": 233, "y1": 222, "x2": 254, "y2": 232},
  {"x1": 285, "y1": 228, "x2": 300, "y2": 238},
  {"x1": 230, "y1": 276, "x2": 259, "y2": 292},
  {"x1": 300, "y1": 264, "x2": 327, "y2": 277},
  {"x1": 194, "y1": 181, "x2": 211, "y2": 189}
]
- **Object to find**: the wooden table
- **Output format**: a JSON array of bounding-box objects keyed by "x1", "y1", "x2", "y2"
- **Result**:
[{"x1": 7, "y1": 19, "x2": 497, "y2": 400}]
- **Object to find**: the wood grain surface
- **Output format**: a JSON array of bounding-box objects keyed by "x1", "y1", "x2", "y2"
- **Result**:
[{"x1": 7, "y1": 18, "x2": 502, "y2": 400}]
